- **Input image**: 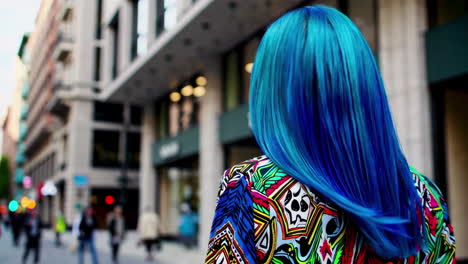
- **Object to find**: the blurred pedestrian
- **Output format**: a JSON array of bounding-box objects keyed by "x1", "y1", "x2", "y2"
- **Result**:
[
  {"x1": 178, "y1": 203, "x2": 198, "y2": 249},
  {"x1": 10, "y1": 209, "x2": 24, "y2": 247},
  {"x1": 22, "y1": 210, "x2": 42, "y2": 264},
  {"x1": 137, "y1": 206, "x2": 160, "y2": 261},
  {"x1": 54, "y1": 211, "x2": 66, "y2": 247},
  {"x1": 78, "y1": 207, "x2": 99, "y2": 264},
  {"x1": 70, "y1": 206, "x2": 82, "y2": 253},
  {"x1": 107, "y1": 206, "x2": 125, "y2": 264}
]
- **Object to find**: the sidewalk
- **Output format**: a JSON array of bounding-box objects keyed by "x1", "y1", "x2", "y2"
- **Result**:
[{"x1": 43, "y1": 230, "x2": 205, "y2": 264}]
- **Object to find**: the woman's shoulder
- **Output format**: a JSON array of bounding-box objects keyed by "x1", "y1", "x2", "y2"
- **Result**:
[
  {"x1": 410, "y1": 167, "x2": 456, "y2": 251},
  {"x1": 221, "y1": 155, "x2": 291, "y2": 187},
  {"x1": 410, "y1": 167, "x2": 446, "y2": 206}
]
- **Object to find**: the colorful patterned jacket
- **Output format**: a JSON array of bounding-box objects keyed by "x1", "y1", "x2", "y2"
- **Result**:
[{"x1": 205, "y1": 156, "x2": 456, "y2": 264}]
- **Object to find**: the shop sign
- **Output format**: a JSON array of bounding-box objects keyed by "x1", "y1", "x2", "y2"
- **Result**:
[
  {"x1": 74, "y1": 175, "x2": 88, "y2": 188},
  {"x1": 159, "y1": 141, "x2": 180, "y2": 160}
]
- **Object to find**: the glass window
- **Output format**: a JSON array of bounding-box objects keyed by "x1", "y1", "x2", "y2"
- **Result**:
[
  {"x1": 155, "y1": 0, "x2": 165, "y2": 36},
  {"x1": 156, "y1": 101, "x2": 168, "y2": 140},
  {"x1": 95, "y1": 0, "x2": 103, "y2": 39},
  {"x1": 110, "y1": 12, "x2": 120, "y2": 79},
  {"x1": 224, "y1": 51, "x2": 240, "y2": 111},
  {"x1": 93, "y1": 47, "x2": 101, "y2": 82},
  {"x1": 428, "y1": 0, "x2": 468, "y2": 27},
  {"x1": 131, "y1": 0, "x2": 149, "y2": 60},
  {"x1": 92, "y1": 130, "x2": 120, "y2": 168},
  {"x1": 126, "y1": 132, "x2": 141, "y2": 169},
  {"x1": 164, "y1": 0, "x2": 178, "y2": 30},
  {"x1": 242, "y1": 37, "x2": 260, "y2": 101},
  {"x1": 130, "y1": 105, "x2": 142, "y2": 125},
  {"x1": 169, "y1": 101, "x2": 181, "y2": 137},
  {"x1": 94, "y1": 101, "x2": 123, "y2": 123},
  {"x1": 137, "y1": 0, "x2": 149, "y2": 56}
]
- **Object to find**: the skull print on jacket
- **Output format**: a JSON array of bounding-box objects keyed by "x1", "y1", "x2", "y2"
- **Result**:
[{"x1": 204, "y1": 156, "x2": 455, "y2": 264}]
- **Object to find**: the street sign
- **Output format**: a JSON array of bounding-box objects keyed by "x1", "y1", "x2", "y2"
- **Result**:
[{"x1": 74, "y1": 175, "x2": 88, "y2": 188}]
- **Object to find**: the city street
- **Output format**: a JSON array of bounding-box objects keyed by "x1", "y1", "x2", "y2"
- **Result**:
[{"x1": 0, "y1": 229, "x2": 204, "y2": 264}]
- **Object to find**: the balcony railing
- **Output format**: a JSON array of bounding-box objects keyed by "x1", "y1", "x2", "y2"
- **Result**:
[
  {"x1": 15, "y1": 143, "x2": 26, "y2": 165},
  {"x1": 21, "y1": 103, "x2": 28, "y2": 120},
  {"x1": 47, "y1": 81, "x2": 71, "y2": 119},
  {"x1": 22, "y1": 82, "x2": 29, "y2": 99},
  {"x1": 59, "y1": 0, "x2": 73, "y2": 21},
  {"x1": 54, "y1": 32, "x2": 73, "y2": 62},
  {"x1": 19, "y1": 121, "x2": 27, "y2": 141},
  {"x1": 24, "y1": 114, "x2": 54, "y2": 156}
]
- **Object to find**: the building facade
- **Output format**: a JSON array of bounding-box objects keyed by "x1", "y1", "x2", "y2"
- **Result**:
[
  {"x1": 1, "y1": 34, "x2": 30, "y2": 200},
  {"x1": 96, "y1": 0, "x2": 467, "y2": 261},
  {"x1": 23, "y1": 0, "x2": 142, "y2": 228}
]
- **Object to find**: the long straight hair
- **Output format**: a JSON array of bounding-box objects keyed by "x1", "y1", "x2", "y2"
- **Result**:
[{"x1": 249, "y1": 6, "x2": 426, "y2": 258}]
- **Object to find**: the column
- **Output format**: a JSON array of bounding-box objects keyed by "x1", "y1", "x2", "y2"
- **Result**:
[
  {"x1": 147, "y1": 0, "x2": 157, "y2": 46},
  {"x1": 119, "y1": 1, "x2": 134, "y2": 71},
  {"x1": 378, "y1": 0, "x2": 433, "y2": 176},
  {"x1": 65, "y1": 99, "x2": 92, "y2": 223},
  {"x1": 139, "y1": 103, "x2": 157, "y2": 213},
  {"x1": 198, "y1": 56, "x2": 224, "y2": 248}
]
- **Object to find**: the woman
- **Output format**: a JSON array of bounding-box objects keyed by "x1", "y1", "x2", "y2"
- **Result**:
[
  {"x1": 205, "y1": 6, "x2": 456, "y2": 264},
  {"x1": 137, "y1": 207, "x2": 160, "y2": 261},
  {"x1": 179, "y1": 203, "x2": 198, "y2": 249},
  {"x1": 54, "y1": 211, "x2": 66, "y2": 247},
  {"x1": 107, "y1": 206, "x2": 125, "y2": 264},
  {"x1": 78, "y1": 207, "x2": 99, "y2": 264}
]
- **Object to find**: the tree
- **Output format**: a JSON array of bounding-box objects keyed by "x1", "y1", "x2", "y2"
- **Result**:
[{"x1": 0, "y1": 156, "x2": 10, "y2": 199}]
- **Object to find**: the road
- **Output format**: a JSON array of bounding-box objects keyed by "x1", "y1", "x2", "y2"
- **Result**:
[{"x1": 0, "y1": 228, "x2": 204, "y2": 264}]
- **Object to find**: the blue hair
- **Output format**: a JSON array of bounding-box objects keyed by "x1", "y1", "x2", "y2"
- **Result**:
[{"x1": 249, "y1": 6, "x2": 426, "y2": 258}]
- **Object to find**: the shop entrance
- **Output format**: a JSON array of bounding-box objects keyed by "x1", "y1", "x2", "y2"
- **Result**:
[{"x1": 156, "y1": 156, "x2": 199, "y2": 240}]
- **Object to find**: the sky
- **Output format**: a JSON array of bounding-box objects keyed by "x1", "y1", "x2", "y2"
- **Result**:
[{"x1": 0, "y1": 1, "x2": 40, "y2": 146}]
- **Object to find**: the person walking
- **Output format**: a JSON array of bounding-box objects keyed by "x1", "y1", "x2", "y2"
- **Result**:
[
  {"x1": 70, "y1": 206, "x2": 82, "y2": 253},
  {"x1": 204, "y1": 6, "x2": 456, "y2": 264},
  {"x1": 78, "y1": 207, "x2": 99, "y2": 264},
  {"x1": 178, "y1": 203, "x2": 198, "y2": 249},
  {"x1": 22, "y1": 210, "x2": 42, "y2": 264},
  {"x1": 137, "y1": 207, "x2": 160, "y2": 261},
  {"x1": 107, "y1": 206, "x2": 125, "y2": 264},
  {"x1": 54, "y1": 211, "x2": 66, "y2": 247},
  {"x1": 10, "y1": 209, "x2": 24, "y2": 247}
]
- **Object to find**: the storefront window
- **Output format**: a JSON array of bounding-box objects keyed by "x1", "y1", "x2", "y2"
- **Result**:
[
  {"x1": 156, "y1": 101, "x2": 168, "y2": 140},
  {"x1": 223, "y1": 35, "x2": 261, "y2": 112},
  {"x1": 428, "y1": 0, "x2": 468, "y2": 28},
  {"x1": 156, "y1": 74, "x2": 204, "y2": 138},
  {"x1": 157, "y1": 166, "x2": 199, "y2": 239}
]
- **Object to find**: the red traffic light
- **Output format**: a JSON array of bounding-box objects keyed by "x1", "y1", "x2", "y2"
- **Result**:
[{"x1": 105, "y1": 195, "x2": 115, "y2": 205}]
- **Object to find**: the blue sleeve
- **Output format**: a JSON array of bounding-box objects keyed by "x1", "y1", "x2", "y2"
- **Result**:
[{"x1": 204, "y1": 170, "x2": 256, "y2": 264}]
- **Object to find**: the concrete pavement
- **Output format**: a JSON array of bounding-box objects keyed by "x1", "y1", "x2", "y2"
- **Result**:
[{"x1": 0, "y1": 228, "x2": 205, "y2": 264}]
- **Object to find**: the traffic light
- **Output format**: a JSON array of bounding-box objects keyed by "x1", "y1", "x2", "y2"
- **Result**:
[{"x1": 105, "y1": 195, "x2": 115, "y2": 205}]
